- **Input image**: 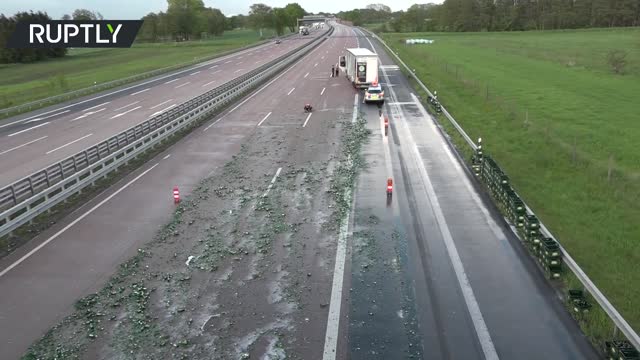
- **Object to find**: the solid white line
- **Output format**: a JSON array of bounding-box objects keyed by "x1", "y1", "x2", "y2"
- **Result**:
[
  {"x1": 287, "y1": 87, "x2": 295, "y2": 95},
  {"x1": 302, "y1": 113, "x2": 312, "y2": 128},
  {"x1": 164, "y1": 78, "x2": 179, "y2": 84},
  {"x1": 190, "y1": 71, "x2": 201, "y2": 76},
  {"x1": 149, "y1": 104, "x2": 176, "y2": 118},
  {"x1": 113, "y1": 101, "x2": 140, "y2": 112},
  {"x1": 0, "y1": 136, "x2": 48, "y2": 156},
  {"x1": 130, "y1": 88, "x2": 150, "y2": 96},
  {"x1": 163, "y1": 154, "x2": 171, "y2": 160},
  {"x1": 26, "y1": 110, "x2": 71, "y2": 123},
  {"x1": 82, "y1": 101, "x2": 110, "y2": 112},
  {"x1": 8, "y1": 122, "x2": 50, "y2": 137},
  {"x1": 45, "y1": 133, "x2": 93, "y2": 154},
  {"x1": 321, "y1": 87, "x2": 326, "y2": 95},
  {"x1": 0, "y1": 163, "x2": 160, "y2": 279},
  {"x1": 257, "y1": 111, "x2": 272, "y2": 127},
  {"x1": 380, "y1": 65, "x2": 499, "y2": 360},
  {"x1": 0, "y1": 119, "x2": 25, "y2": 129},
  {"x1": 175, "y1": 82, "x2": 191, "y2": 89},
  {"x1": 71, "y1": 107, "x2": 106, "y2": 121},
  {"x1": 202, "y1": 80, "x2": 216, "y2": 87},
  {"x1": 110, "y1": 105, "x2": 142, "y2": 119},
  {"x1": 322, "y1": 94, "x2": 355, "y2": 357},
  {"x1": 204, "y1": 41, "x2": 325, "y2": 132},
  {"x1": 262, "y1": 167, "x2": 282, "y2": 197},
  {"x1": 304, "y1": 72, "x2": 309, "y2": 78},
  {"x1": 149, "y1": 99, "x2": 173, "y2": 109}
]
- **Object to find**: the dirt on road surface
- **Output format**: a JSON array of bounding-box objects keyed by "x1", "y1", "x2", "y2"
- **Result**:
[{"x1": 22, "y1": 107, "x2": 369, "y2": 359}]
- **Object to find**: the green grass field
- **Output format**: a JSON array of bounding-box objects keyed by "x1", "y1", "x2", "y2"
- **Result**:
[
  {"x1": 381, "y1": 28, "x2": 640, "y2": 333},
  {"x1": 0, "y1": 29, "x2": 281, "y2": 109}
]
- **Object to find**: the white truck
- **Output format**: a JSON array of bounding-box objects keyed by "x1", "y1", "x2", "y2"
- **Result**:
[
  {"x1": 341, "y1": 48, "x2": 378, "y2": 89},
  {"x1": 299, "y1": 26, "x2": 309, "y2": 35}
]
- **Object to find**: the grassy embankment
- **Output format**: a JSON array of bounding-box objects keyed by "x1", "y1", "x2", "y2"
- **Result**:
[
  {"x1": 0, "y1": 28, "x2": 281, "y2": 110},
  {"x1": 381, "y1": 28, "x2": 640, "y2": 341}
]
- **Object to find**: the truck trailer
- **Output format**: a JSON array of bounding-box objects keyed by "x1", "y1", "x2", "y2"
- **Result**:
[{"x1": 342, "y1": 48, "x2": 378, "y2": 88}]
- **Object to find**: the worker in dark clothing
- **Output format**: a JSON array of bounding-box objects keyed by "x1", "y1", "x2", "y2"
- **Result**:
[
  {"x1": 335, "y1": 66, "x2": 339, "y2": 77},
  {"x1": 331, "y1": 65, "x2": 335, "y2": 77}
]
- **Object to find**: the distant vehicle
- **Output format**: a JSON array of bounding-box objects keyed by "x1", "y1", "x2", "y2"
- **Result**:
[
  {"x1": 275, "y1": 39, "x2": 281, "y2": 44},
  {"x1": 343, "y1": 48, "x2": 379, "y2": 88},
  {"x1": 299, "y1": 26, "x2": 309, "y2": 35},
  {"x1": 364, "y1": 83, "x2": 384, "y2": 104}
]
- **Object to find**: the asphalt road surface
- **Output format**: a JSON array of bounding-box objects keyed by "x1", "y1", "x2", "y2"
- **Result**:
[
  {"x1": 0, "y1": 29, "x2": 323, "y2": 187},
  {"x1": 0, "y1": 22, "x2": 351, "y2": 359},
  {"x1": 343, "y1": 28, "x2": 599, "y2": 359},
  {"x1": 0, "y1": 23, "x2": 599, "y2": 359}
]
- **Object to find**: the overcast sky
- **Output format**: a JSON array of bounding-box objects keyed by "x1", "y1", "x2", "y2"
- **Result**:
[{"x1": 1, "y1": 0, "x2": 433, "y2": 19}]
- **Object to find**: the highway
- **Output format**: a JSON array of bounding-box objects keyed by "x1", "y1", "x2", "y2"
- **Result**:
[
  {"x1": 0, "y1": 29, "x2": 323, "y2": 186},
  {"x1": 0, "y1": 22, "x2": 599, "y2": 359}
]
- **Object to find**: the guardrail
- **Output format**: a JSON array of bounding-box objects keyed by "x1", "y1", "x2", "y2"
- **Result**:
[
  {"x1": 363, "y1": 28, "x2": 640, "y2": 353},
  {"x1": 0, "y1": 32, "x2": 300, "y2": 119},
  {"x1": 0, "y1": 26, "x2": 333, "y2": 239}
]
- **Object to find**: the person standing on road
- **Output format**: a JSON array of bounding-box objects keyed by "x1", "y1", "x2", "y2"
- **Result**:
[
  {"x1": 335, "y1": 65, "x2": 340, "y2": 77},
  {"x1": 331, "y1": 65, "x2": 335, "y2": 77}
]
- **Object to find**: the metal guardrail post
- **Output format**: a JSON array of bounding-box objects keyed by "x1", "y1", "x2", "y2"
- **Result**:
[{"x1": 362, "y1": 27, "x2": 640, "y2": 352}]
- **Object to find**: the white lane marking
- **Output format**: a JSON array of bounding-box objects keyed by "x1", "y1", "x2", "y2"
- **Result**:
[
  {"x1": 8, "y1": 122, "x2": 50, "y2": 137},
  {"x1": 287, "y1": 87, "x2": 295, "y2": 95},
  {"x1": 0, "y1": 119, "x2": 25, "y2": 129},
  {"x1": 323, "y1": 94, "x2": 358, "y2": 360},
  {"x1": 175, "y1": 82, "x2": 191, "y2": 89},
  {"x1": 314, "y1": 63, "x2": 318, "y2": 67},
  {"x1": 262, "y1": 167, "x2": 282, "y2": 197},
  {"x1": 321, "y1": 56, "x2": 325, "y2": 59},
  {"x1": 234, "y1": 69, "x2": 243, "y2": 73},
  {"x1": 209, "y1": 65, "x2": 218, "y2": 69},
  {"x1": 225, "y1": 60, "x2": 232, "y2": 64},
  {"x1": 71, "y1": 107, "x2": 106, "y2": 121},
  {"x1": 165, "y1": 78, "x2": 180, "y2": 84},
  {"x1": 211, "y1": 70, "x2": 221, "y2": 75},
  {"x1": 130, "y1": 88, "x2": 150, "y2": 96},
  {"x1": 82, "y1": 101, "x2": 110, "y2": 112},
  {"x1": 255, "y1": 60, "x2": 261, "y2": 64},
  {"x1": 110, "y1": 105, "x2": 142, "y2": 119},
  {"x1": 321, "y1": 87, "x2": 326, "y2": 95},
  {"x1": 149, "y1": 99, "x2": 174, "y2": 109},
  {"x1": 380, "y1": 63, "x2": 499, "y2": 360},
  {"x1": 302, "y1": 113, "x2": 312, "y2": 128},
  {"x1": 304, "y1": 72, "x2": 309, "y2": 78},
  {"x1": 202, "y1": 80, "x2": 217, "y2": 87},
  {"x1": 149, "y1": 104, "x2": 176, "y2": 118},
  {"x1": 257, "y1": 111, "x2": 272, "y2": 127},
  {"x1": 237, "y1": 61, "x2": 243, "y2": 65},
  {"x1": 190, "y1": 71, "x2": 201, "y2": 76},
  {"x1": 0, "y1": 163, "x2": 160, "y2": 279},
  {"x1": 45, "y1": 133, "x2": 93, "y2": 154},
  {"x1": 26, "y1": 110, "x2": 71, "y2": 123},
  {"x1": 163, "y1": 154, "x2": 171, "y2": 160},
  {"x1": 113, "y1": 101, "x2": 140, "y2": 112},
  {"x1": 204, "y1": 40, "x2": 325, "y2": 132},
  {"x1": 0, "y1": 136, "x2": 48, "y2": 156},
  {"x1": 4, "y1": 44, "x2": 265, "y2": 123}
]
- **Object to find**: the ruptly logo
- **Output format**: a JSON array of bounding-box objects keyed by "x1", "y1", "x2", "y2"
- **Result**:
[{"x1": 6, "y1": 20, "x2": 143, "y2": 48}]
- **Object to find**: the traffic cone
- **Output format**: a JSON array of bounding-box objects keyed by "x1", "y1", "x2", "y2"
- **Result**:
[{"x1": 173, "y1": 186, "x2": 180, "y2": 204}]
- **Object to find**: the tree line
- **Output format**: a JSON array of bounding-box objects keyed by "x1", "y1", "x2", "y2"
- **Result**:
[
  {"x1": 339, "y1": 1, "x2": 640, "y2": 32},
  {"x1": 138, "y1": 1, "x2": 306, "y2": 42},
  {"x1": 0, "y1": 1, "x2": 308, "y2": 64}
]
